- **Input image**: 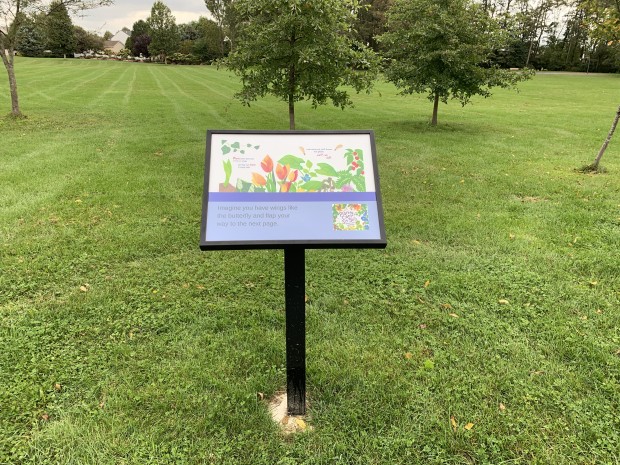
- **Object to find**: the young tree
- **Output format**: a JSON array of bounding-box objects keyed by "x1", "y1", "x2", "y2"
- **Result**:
[
  {"x1": 147, "y1": 1, "x2": 179, "y2": 63},
  {"x1": 225, "y1": 0, "x2": 379, "y2": 130},
  {"x1": 379, "y1": 0, "x2": 532, "y2": 126},
  {"x1": 46, "y1": 1, "x2": 76, "y2": 57},
  {"x1": 581, "y1": 105, "x2": 620, "y2": 172},
  {"x1": 0, "y1": 0, "x2": 112, "y2": 117}
]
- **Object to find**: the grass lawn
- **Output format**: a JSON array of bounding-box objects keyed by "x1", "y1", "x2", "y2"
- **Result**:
[{"x1": 1, "y1": 58, "x2": 620, "y2": 464}]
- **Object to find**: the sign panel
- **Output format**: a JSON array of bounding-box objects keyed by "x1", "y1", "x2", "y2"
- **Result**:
[{"x1": 200, "y1": 130, "x2": 387, "y2": 249}]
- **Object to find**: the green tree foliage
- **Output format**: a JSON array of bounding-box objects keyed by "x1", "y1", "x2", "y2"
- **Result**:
[
  {"x1": 102, "y1": 30, "x2": 113, "y2": 40},
  {"x1": 190, "y1": 17, "x2": 221, "y2": 62},
  {"x1": 16, "y1": 15, "x2": 47, "y2": 57},
  {"x1": 354, "y1": 0, "x2": 390, "y2": 52},
  {"x1": 45, "y1": 1, "x2": 76, "y2": 57},
  {"x1": 73, "y1": 25, "x2": 103, "y2": 53},
  {"x1": 225, "y1": 0, "x2": 379, "y2": 130},
  {"x1": 126, "y1": 19, "x2": 151, "y2": 56},
  {"x1": 1, "y1": 0, "x2": 113, "y2": 117},
  {"x1": 379, "y1": 0, "x2": 532, "y2": 126},
  {"x1": 205, "y1": 0, "x2": 237, "y2": 55},
  {"x1": 147, "y1": 1, "x2": 179, "y2": 63}
]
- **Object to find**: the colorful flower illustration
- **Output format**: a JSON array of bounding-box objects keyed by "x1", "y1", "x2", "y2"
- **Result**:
[
  {"x1": 332, "y1": 204, "x2": 370, "y2": 231},
  {"x1": 276, "y1": 163, "x2": 289, "y2": 181},
  {"x1": 261, "y1": 155, "x2": 273, "y2": 173},
  {"x1": 219, "y1": 141, "x2": 368, "y2": 194},
  {"x1": 252, "y1": 172, "x2": 267, "y2": 187}
]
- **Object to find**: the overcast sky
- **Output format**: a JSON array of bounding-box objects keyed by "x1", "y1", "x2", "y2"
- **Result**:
[{"x1": 72, "y1": 1, "x2": 211, "y2": 34}]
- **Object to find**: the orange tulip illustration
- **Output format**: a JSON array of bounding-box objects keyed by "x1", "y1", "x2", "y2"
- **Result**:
[
  {"x1": 261, "y1": 155, "x2": 273, "y2": 173},
  {"x1": 287, "y1": 170, "x2": 298, "y2": 182},
  {"x1": 281, "y1": 182, "x2": 292, "y2": 193},
  {"x1": 251, "y1": 172, "x2": 267, "y2": 186},
  {"x1": 275, "y1": 163, "x2": 289, "y2": 180}
]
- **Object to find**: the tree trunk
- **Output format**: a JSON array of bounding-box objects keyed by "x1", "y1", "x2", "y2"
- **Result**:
[
  {"x1": 289, "y1": 94, "x2": 295, "y2": 130},
  {"x1": 288, "y1": 64, "x2": 296, "y2": 130},
  {"x1": 591, "y1": 104, "x2": 620, "y2": 170},
  {"x1": 1, "y1": 49, "x2": 22, "y2": 117},
  {"x1": 431, "y1": 92, "x2": 439, "y2": 126}
]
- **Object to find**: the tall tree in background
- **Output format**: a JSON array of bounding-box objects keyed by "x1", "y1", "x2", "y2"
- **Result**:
[
  {"x1": 73, "y1": 25, "x2": 103, "y2": 53},
  {"x1": 191, "y1": 17, "x2": 221, "y2": 62},
  {"x1": 147, "y1": 1, "x2": 178, "y2": 63},
  {"x1": 1, "y1": 0, "x2": 113, "y2": 117},
  {"x1": 46, "y1": 1, "x2": 75, "y2": 57},
  {"x1": 205, "y1": 0, "x2": 236, "y2": 55},
  {"x1": 225, "y1": 0, "x2": 378, "y2": 130},
  {"x1": 355, "y1": 0, "x2": 390, "y2": 51},
  {"x1": 379, "y1": 0, "x2": 532, "y2": 126},
  {"x1": 126, "y1": 19, "x2": 150, "y2": 56},
  {"x1": 16, "y1": 15, "x2": 47, "y2": 57}
]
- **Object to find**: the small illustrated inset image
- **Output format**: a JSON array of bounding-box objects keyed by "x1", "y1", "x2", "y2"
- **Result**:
[{"x1": 332, "y1": 204, "x2": 369, "y2": 231}]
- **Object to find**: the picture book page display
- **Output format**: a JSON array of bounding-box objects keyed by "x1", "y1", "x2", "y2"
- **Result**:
[{"x1": 200, "y1": 131, "x2": 386, "y2": 249}]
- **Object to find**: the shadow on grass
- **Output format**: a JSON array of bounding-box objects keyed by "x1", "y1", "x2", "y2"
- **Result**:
[{"x1": 384, "y1": 118, "x2": 500, "y2": 136}]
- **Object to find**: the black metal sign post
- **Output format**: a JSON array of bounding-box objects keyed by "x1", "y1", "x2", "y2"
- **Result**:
[{"x1": 284, "y1": 247, "x2": 306, "y2": 415}]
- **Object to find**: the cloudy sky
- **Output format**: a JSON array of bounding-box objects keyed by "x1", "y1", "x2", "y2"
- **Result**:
[{"x1": 72, "y1": 1, "x2": 211, "y2": 34}]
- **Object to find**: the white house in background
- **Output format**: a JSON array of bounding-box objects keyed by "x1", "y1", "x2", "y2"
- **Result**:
[
  {"x1": 110, "y1": 30, "x2": 129, "y2": 47},
  {"x1": 103, "y1": 40, "x2": 124, "y2": 54}
]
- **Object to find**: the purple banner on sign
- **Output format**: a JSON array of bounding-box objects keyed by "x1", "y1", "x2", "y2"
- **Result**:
[{"x1": 208, "y1": 192, "x2": 377, "y2": 202}]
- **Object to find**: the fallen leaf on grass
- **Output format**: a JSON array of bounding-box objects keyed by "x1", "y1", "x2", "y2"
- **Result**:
[
  {"x1": 449, "y1": 313, "x2": 459, "y2": 318},
  {"x1": 305, "y1": 294, "x2": 309, "y2": 303},
  {"x1": 464, "y1": 422, "x2": 474, "y2": 431},
  {"x1": 424, "y1": 280, "x2": 431, "y2": 288},
  {"x1": 499, "y1": 403, "x2": 506, "y2": 412},
  {"x1": 589, "y1": 281, "x2": 598, "y2": 287},
  {"x1": 498, "y1": 299, "x2": 509, "y2": 305},
  {"x1": 450, "y1": 416, "x2": 458, "y2": 432},
  {"x1": 404, "y1": 352, "x2": 413, "y2": 360},
  {"x1": 530, "y1": 370, "x2": 545, "y2": 376},
  {"x1": 281, "y1": 415, "x2": 290, "y2": 425},
  {"x1": 257, "y1": 392, "x2": 265, "y2": 401},
  {"x1": 295, "y1": 418, "x2": 307, "y2": 430},
  {"x1": 54, "y1": 383, "x2": 62, "y2": 391},
  {"x1": 419, "y1": 324, "x2": 427, "y2": 329},
  {"x1": 41, "y1": 413, "x2": 49, "y2": 421},
  {"x1": 441, "y1": 303, "x2": 453, "y2": 309}
]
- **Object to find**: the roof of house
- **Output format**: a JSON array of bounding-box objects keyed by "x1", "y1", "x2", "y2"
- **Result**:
[{"x1": 110, "y1": 30, "x2": 130, "y2": 46}]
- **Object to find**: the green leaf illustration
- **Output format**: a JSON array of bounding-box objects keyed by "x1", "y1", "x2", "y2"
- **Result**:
[
  {"x1": 223, "y1": 159, "x2": 233, "y2": 185},
  {"x1": 222, "y1": 145, "x2": 231, "y2": 155},
  {"x1": 231, "y1": 142, "x2": 240, "y2": 149},
  {"x1": 352, "y1": 175, "x2": 366, "y2": 192},
  {"x1": 278, "y1": 155, "x2": 305, "y2": 170},
  {"x1": 315, "y1": 163, "x2": 338, "y2": 177},
  {"x1": 300, "y1": 180, "x2": 324, "y2": 191},
  {"x1": 306, "y1": 160, "x2": 313, "y2": 169},
  {"x1": 237, "y1": 179, "x2": 252, "y2": 192},
  {"x1": 335, "y1": 174, "x2": 353, "y2": 188}
]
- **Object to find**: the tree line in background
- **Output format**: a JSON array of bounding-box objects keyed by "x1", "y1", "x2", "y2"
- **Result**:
[
  {"x1": 2, "y1": 0, "x2": 619, "y2": 123},
  {"x1": 5, "y1": 0, "x2": 620, "y2": 72}
]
